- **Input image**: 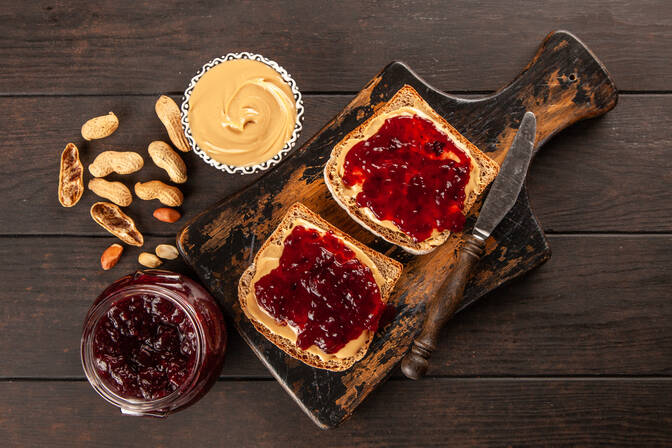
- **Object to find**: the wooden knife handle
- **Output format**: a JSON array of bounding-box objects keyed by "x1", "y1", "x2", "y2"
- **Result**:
[{"x1": 401, "y1": 234, "x2": 486, "y2": 379}]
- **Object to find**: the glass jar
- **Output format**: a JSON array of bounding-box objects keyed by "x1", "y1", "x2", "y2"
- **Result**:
[{"x1": 81, "y1": 270, "x2": 226, "y2": 417}]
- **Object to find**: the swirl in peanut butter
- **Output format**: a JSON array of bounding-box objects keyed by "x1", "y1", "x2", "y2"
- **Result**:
[{"x1": 188, "y1": 59, "x2": 297, "y2": 167}]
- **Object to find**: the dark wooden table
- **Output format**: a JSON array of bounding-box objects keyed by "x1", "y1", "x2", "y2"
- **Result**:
[{"x1": 1, "y1": 1, "x2": 670, "y2": 446}]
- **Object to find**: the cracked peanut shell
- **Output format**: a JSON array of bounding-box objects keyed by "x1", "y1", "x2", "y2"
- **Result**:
[
  {"x1": 58, "y1": 143, "x2": 84, "y2": 207},
  {"x1": 90, "y1": 202, "x2": 144, "y2": 246}
]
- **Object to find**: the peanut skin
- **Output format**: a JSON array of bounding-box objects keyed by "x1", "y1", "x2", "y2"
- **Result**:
[
  {"x1": 155, "y1": 95, "x2": 190, "y2": 152},
  {"x1": 89, "y1": 151, "x2": 144, "y2": 177},
  {"x1": 101, "y1": 243, "x2": 124, "y2": 270},
  {"x1": 82, "y1": 112, "x2": 118, "y2": 140},
  {"x1": 134, "y1": 181, "x2": 183, "y2": 207},
  {"x1": 148, "y1": 141, "x2": 187, "y2": 183},
  {"x1": 153, "y1": 207, "x2": 181, "y2": 223},
  {"x1": 88, "y1": 178, "x2": 132, "y2": 207}
]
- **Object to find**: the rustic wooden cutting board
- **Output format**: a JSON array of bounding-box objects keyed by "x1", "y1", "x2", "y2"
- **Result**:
[{"x1": 177, "y1": 30, "x2": 617, "y2": 428}]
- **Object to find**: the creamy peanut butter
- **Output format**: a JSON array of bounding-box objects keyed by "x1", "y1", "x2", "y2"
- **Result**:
[
  {"x1": 246, "y1": 219, "x2": 384, "y2": 361},
  {"x1": 335, "y1": 106, "x2": 480, "y2": 236},
  {"x1": 188, "y1": 59, "x2": 297, "y2": 167}
]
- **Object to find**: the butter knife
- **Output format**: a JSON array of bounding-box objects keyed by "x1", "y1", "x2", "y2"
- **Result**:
[{"x1": 401, "y1": 111, "x2": 537, "y2": 379}]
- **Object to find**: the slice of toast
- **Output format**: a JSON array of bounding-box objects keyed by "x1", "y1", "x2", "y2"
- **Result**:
[
  {"x1": 237, "y1": 202, "x2": 403, "y2": 372},
  {"x1": 324, "y1": 85, "x2": 499, "y2": 255}
]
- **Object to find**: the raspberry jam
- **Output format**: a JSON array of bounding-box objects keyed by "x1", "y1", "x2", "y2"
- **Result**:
[
  {"x1": 81, "y1": 270, "x2": 226, "y2": 417},
  {"x1": 92, "y1": 294, "x2": 197, "y2": 401},
  {"x1": 342, "y1": 114, "x2": 472, "y2": 242},
  {"x1": 254, "y1": 225, "x2": 383, "y2": 354}
]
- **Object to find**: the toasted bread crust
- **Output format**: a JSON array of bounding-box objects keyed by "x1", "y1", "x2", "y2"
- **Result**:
[
  {"x1": 237, "y1": 202, "x2": 403, "y2": 371},
  {"x1": 324, "y1": 85, "x2": 500, "y2": 254}
]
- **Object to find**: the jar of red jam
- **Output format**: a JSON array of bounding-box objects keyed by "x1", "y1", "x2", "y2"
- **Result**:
[{"x1": 81, "y1": 270, "x2": 226, "y2": 417}]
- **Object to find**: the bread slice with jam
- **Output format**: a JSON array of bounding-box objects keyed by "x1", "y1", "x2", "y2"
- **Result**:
[
  {"x1": 324, "y1": 85, "x2": 499, "y2": 255},
  {"x1": 237, "y1": 202, "x2": 403, "y2": 372}
]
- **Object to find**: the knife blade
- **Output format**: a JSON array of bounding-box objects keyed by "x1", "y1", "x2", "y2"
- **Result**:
[
  {"x1": 473, "y1": 111, "x2": 537, "y2": 241},
  {"x1": 401, "y1": 111, "x2": 537, "y2": 380}
]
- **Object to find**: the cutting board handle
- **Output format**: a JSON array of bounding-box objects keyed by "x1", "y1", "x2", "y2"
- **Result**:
[{"x1": 482, "y1": 30, "x2": 618, "y2": 156}]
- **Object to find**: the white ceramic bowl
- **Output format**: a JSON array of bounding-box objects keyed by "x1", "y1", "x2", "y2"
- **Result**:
[{"x1": 180, "y1": 52, "x2": 304, "y2": 175}]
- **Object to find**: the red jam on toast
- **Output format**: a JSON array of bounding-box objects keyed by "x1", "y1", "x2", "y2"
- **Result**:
[
  {"x1": 341, "y1": 114, "x2": 472, "y2": 242},
  {"x1": 254, "y1": 225, "x2": 384, "y2": 354}
]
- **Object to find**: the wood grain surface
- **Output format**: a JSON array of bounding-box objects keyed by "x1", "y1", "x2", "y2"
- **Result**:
[
  {"x1": 0, "y1": 0, "x2": 670, "y2": 445},
  {"x1": 1, "y1": 1, "x2": 670, "y2": 93},
  {"x1": 3, "y1": 380, "x2": 671, "y2": 447}
]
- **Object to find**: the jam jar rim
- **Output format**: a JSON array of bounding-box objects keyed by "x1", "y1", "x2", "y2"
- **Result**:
[{"x1": 80, "y1": 282, "x2": 207, "y2": 416}]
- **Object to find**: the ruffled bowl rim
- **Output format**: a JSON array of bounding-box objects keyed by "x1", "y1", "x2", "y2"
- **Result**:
[{"x1": 180, "y1": 52, "x2": 304, "y2": 175}]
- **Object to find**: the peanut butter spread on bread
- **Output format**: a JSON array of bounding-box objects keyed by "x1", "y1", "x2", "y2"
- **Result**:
[{"x1": 246, "y1": 219, "x2": 384, "y2": 361}]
